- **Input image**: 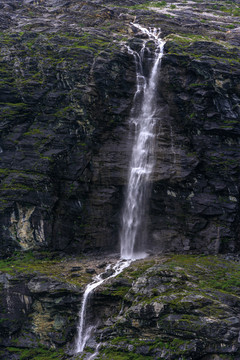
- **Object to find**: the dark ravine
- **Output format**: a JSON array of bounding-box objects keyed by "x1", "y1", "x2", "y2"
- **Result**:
[{"x1": 1, "y1": 0, "x2": 240, "y2": 359}]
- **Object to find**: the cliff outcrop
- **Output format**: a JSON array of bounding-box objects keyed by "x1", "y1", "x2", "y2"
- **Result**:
[
  {"x1": 1, "y1": 0, "x2": 240, "y2": 359},
  {"x1": 1, "y1": 0, "x2": 240, "y2": 257},
  {"x1": 1, "y1": 254, "x2": 240, "y2": 359}
]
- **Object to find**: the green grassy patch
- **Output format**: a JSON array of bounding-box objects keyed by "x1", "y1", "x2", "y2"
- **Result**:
[
  {"x1": 126, "y1": 0, "x2": 167, "y2": 10},
  {"x1": 165, "y1": 254, "x2": 240, "y2": 295},
  {"x1": 118, "y1": 259, "x2": 155, "y2": 280},
  {"x1": 6, "y1": 346, "x2": 65, "y2": 360},
  {"x1": 98, "y1": 348, "x2": 153, "y2": 360},
  {"x1": 0, "y1": 251, "x2": 91, "y2": 287},
  {"x1": 99, "y1": 336, "x2": 195, "y2": 359}
]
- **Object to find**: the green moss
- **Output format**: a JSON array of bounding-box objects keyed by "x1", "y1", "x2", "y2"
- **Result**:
[
  {"x1": 124, "y1": 1, "x2": 168, "y2": 10},
  {"x1": 54, "y1": 105, "x2": 74, "y2": 117},
  {"x1": 0, "y1": 251, "x2": 90, "y2": 287},
  {"x1": 165, "y1": 33, "x2": 240, "y2": 55},
  {"x1": 23, "y1": 128, "x2": 43, "y2": 136},
  {"x1": 119, "y1": 259, "x2": 155, "y2": 280},
  {"x1": 6, "y1": 346, "x2": 65, "y2": 360},
  {"x1": 1, "y1": 183, "x2": 34, "y2": 191},
  {"x1": 165, "y1": 255, "x2": 240, "y2": 295},
  {"x1": 104, "y1": 336, "x2": 194, "y2": 359},
  {"x1": 155, "y1": 1, "x2": 167, "y2": 7},
  {"x1": 98, "y1": 348, "x2": 153, "y2": 360},
  {"x1": 102, "y1": 285, "x2": 130, "y2": 297},
  {"x1": 0, "y1": 168, "x2": 10, "y2": 176},
  {"x1": 0, "y1": 102, "x2": 28, "y2": 120},
  {"x1": 225, "y1": 24, "x2": 237, "y2": 29}
]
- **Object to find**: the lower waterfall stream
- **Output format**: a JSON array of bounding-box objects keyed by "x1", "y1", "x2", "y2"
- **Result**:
[
  {"x1": 74, "y1": 24, "x2": 165, "y2": 357},
  {"x1": 74, "y1": 260, "x2": 131, "y2": 353}
]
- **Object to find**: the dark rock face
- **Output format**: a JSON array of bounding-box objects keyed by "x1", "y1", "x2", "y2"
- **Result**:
[
  {"x1": 0, "y1": 0, "x2": 136, "y2": 257},
  {"x1": 1, "y1": 0, "x2": 240, "y2": 258},
  {"x1": 149, "y1": 39, "x2": 240, "y2": 255},
  {"x1": 1, "y1": 2, "x2": 240, "y2": 359},
  {"x1": 0, "y1": 270, "x2": 81, "y2": 355}
]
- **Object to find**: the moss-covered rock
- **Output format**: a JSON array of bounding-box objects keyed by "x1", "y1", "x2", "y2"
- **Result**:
[
  {"x1": 88, "y1": 255, "x2": 240, "y2": 360},
  {"x1": 1, "y1": 254, "x2": 240, "y2": 359}
]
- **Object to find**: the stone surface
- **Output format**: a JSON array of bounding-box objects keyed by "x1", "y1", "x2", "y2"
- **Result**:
[
  {"x1": 0, "y1": 269, "x2": 81, "y2": 354},
  {"x1": 1, "y1": 1, "x2": 240, "y2": 358},
  {"x1": 89, "y1": 255, "x2": 240, "y2": 360},
  {"x1": 1, "y1": 0, "x2": 240, "y2": 258},
  {"x1": 1, "y1": 253, "x2": 240, "y2": 359}
]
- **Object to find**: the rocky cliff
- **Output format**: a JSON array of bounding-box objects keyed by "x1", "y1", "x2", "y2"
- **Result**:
[
  {"x1": 1, "y1": 253, "x2": 240, "y2": 359},
  {"x1": 1, "y1": 0, "x2": 240, "y2": 257},
  {"x1": 1, "y1": 0, "x2": 240, "y2": 359},
  {"x1": 0, "y1": 0, "x2": 136, "y2": 257}
]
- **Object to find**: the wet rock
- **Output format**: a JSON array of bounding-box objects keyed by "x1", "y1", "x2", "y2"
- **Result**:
[{"x1": 86, "y1": 268, "x2": 96, "y2": 274}]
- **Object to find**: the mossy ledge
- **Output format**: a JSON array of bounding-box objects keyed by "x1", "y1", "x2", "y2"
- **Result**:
[{"x1": 1, "y1": 254, "x2": 240, "y2": 359}]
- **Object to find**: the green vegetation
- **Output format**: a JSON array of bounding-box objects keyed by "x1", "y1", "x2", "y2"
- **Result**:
[
  {"x1": 1, "y1": 182, "x2": 34, "y2": 191},
  {"x1": 0, "y1": 251, "x2": 91, "y2": 287},
  {"x1": 165, "y1": 33, "x2": 240, "y2": 67},
  {"x1": 119, "y1": 259, "x2": 155, "y2": 280},
  {"x1": 98, "y1": 348, "x2": 153, "y2": 360},
  {"x1": 6, "y1": 346, "x2": 65, "y2": 360},
  {"x1": 101, "y1": 255, "x2": 240, "y2": 304},
  {"x1": 0, "y1": 102, "x2": 28, "y2": 121},
  {"x1": 94, "y1": 255, "x2": 240, "y2": 359},
  {"x1": 97, "y1": 336, "x2": 199, "y2": 359},
  {"x1": 225, "y1": 24, "x2": 237, "y2": 29},
  {"x1": 154, "y1": 1, "x2": 167, "y2": 7},
  {"x1": 219, "y1": 5, "x2": 240, "y2": 17},
  {"x1": 165, "y1": 254, "x2": 240, "y2": 294},
  {"x1": 102, "y1": 285, "x2": 130, "y2": 297},
  {"x1": 165, "y1": 32, "x2": 240, "y2": 50},
  {"x1": 127, "y1": 0, "x2": 167, "y2": 10},
  {"x1": 23, "y1": 128, "x2": 43, "y2": 136}
]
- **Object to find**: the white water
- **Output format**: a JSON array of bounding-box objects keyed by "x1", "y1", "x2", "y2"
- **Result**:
[
  {"x1": 74, "y1": 259, "x2": 131, "y2": 353},
  {"x1": 74, "y1": 24, "x2": 165, "y2": 357},
  {"x1": 120, "y1": 24, "x2": 165, "y2": 260}
]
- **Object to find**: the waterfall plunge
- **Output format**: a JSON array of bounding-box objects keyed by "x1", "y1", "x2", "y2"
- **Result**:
[
  {"x1": 120, "y1": 24, "x2": 165, "y2": 260},
  {"x1": 74, "y1": 24, "x2": 165, "y2": 356}
]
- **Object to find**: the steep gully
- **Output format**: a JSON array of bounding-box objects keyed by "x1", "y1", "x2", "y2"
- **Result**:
[{"x1": 74, "y1": 24, "x2": 165, "y2": 356}]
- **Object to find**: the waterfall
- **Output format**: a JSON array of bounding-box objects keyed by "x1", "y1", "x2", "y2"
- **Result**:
[
  {"x1": 74, "y1": 24, "x2": 165, "y2": 357},
  {"x1": 74, "y1": 260, "x2": 131, "y2": 353},
  {"x1": 120, "y1": 24, "x2": 165, "y2": 260}
]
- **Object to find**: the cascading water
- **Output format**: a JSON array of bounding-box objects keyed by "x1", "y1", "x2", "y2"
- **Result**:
[
  {"x1": 120, "y1": 24, "x2": 165, "y2": 260},
  {"x1": 74, "y1": 24, "x2": 165, "y2": 357},
  {"x1": 74, "y1": 260, "x2": 131, "y2": 353}
]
